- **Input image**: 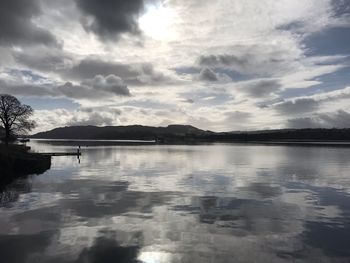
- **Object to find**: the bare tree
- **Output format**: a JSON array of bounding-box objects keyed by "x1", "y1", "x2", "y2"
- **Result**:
[{"x1": 0, "y1": 94, "x2": 35, "y2": 145}]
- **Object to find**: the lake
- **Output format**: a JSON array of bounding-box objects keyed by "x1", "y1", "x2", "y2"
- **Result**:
[{"x1": 1, "y1": 140, "x2": 350, "y2": 262}]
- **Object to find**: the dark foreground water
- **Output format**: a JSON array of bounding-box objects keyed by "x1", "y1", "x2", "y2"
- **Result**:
[{"x1": 1, "y1": 141, "x2": 350, "y2": 263}]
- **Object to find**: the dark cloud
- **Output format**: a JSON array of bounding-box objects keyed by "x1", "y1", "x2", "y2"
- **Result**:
[
  {"x1": 68, "y1": 112, "x2": 116, "y2": 126},
  {"x1": 0, "y1": 73, "x2": 130, "y2": 100},
  {"x1": 133, "y1": 63, "x2": 173, "y2": 86},
  {"x1": 0, "y1": 0, "x2": 58, "y2": 46},
  {"x1": 241, "y1": 79, "x2": 281, "y2": 97},
  {"x1": 82, "y1": 75, "x2": 130, "y2": 96},
  {"x1": 275, "y1": 98, "x2": 320, "y2": 115},
  {"x1": 199, "y1": 54, "x2": 251, "y2": 68},
  {"x1": 197, "y1": 46, "x2": 292, "y2": 76},
  {"x1": 65, "y1": 58, "x2": 172, "y2": 86},
  {"x1": 288, "y1": 110, "x2": 350, "y2": 128},
  {"x1": 182, "y1": 98, "x2": 194, "y2": 104},
  {"x1": 58, "y1": 74, "x2": 131, "y2": 99},
  {"x1": 0, "y1": 79, "x2": 56, "y2": 97},
  {"x1": 198, "y1": 68, "x2": 218, "y2": 81},
  {"x1": 75, "y1": 0, "x2": 145, "y2": 40},
  {"x1": 0, "y1": 69, "x2": 60, "y2": 97},
  {"x1": 57, "y1": 82, "x2": 97, "y2": 99},
  {"x1": 14, "y1": 48, "x2": 73, "y2": 72},
  {"x1": 67, "y1": 58, "x2": 141, "y2": 80}
]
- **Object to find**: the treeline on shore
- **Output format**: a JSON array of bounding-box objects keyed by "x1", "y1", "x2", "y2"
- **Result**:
[
  {"x1": 197, "y1": 128, "x2": 350, "y2": 142},
  {"x1": 32, "y1": 125, "x2": 350, "y2": 143}
]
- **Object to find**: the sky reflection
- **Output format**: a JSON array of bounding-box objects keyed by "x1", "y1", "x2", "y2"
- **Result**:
[{"x1": 1, "y1": 142, "x2": 350, "y2": 262}]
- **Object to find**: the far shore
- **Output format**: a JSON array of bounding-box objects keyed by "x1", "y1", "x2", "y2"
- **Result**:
[{"x1": 29, "y1": 138, "x2": 350, "y2": 147}]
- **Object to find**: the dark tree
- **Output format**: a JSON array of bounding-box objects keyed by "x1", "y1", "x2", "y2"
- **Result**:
[{"x1": 0, "y1": 94, "x2": 35, "y2": 145}]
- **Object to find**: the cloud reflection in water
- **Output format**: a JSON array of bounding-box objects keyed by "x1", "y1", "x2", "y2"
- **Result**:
[{"x1": 0, "y1": 142, "x2": 350, "y2": 262}]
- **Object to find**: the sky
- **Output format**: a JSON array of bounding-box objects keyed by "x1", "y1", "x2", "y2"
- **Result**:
[{"x1": 0, "y1": 0, "x2": 350, "y2": 133}]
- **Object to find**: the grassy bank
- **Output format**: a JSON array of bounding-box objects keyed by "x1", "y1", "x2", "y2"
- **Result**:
[{"x1": 0, "y1": 144, "x2": 51, "y2": 185}]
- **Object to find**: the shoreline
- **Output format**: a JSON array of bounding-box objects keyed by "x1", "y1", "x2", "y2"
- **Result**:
[{"x1": 0, "y1": 144, "x2": 51, "y2": 187}]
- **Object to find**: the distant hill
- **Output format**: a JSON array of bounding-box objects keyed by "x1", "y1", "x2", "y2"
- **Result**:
[
  {"x1": 32, "y1": 124, "x2": 212, "y2": 140},
  {"x1": 31, "y1": 125, "x2": 350, "y2": 142}
]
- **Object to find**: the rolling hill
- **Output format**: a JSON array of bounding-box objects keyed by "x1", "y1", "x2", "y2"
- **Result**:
[
  {"x1": 31, "y1": 125, "x2": 350, "y2": 143},
  {"x1": 32, "y1": 124, "x2": 212, "y2": 140}
]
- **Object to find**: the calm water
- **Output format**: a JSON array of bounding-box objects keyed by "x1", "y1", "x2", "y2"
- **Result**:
[{"x1": 1, "y1": 141, "x2": 350, "y2": 262}]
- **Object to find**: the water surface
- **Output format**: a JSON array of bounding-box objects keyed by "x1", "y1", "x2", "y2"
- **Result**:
[{"x1": 1, "y1": 141, "x2": 350, "y2": 262}]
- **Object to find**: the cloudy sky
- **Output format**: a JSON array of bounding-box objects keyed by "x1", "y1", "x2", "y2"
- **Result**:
[{"x1": 0, "y1": 0, "x2": 350, "y2": 133}]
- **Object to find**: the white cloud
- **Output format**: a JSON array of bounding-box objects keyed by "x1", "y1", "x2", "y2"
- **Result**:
[{"x1": 1, "y1": 0, "x2": 350, "y2": 130}]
